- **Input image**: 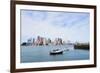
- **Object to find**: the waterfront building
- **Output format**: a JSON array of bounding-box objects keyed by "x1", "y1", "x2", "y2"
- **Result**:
[
  {"x1": 22, "y1": 36, "x2": 74, "y2": 51},
  {"x1": 27, "y1": 38, "x2": 33, "y2": 45},
  {"x1": 35, "y1": 36, "x2": 44, "y2": 45},
  {"x1": 54, "y1": 38, "x2": 63, "y2": 45},
  {"x1": 43, "y1": 38, "x2": 48, "y2": 45},
  {"x1": 32, "y1": 38, "x2": 35, "y2": 45}
]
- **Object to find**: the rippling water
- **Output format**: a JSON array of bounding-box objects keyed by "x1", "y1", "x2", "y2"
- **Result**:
[{"x1": 21, "y1": 45, "x2": 89, "y2": 63}]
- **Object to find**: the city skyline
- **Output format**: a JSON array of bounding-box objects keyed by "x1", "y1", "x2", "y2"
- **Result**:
[{"x1": 21, "y1": 10, "x2": 90, "y2": 43}]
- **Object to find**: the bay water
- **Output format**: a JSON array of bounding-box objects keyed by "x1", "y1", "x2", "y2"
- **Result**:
[{"x1": 21, "y1": 45, "x2": 89, "y2": 63}]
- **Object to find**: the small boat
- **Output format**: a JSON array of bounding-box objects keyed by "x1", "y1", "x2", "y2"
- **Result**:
[{"x1": 50, "y1": 49, "x2": 63, "y2": 55}]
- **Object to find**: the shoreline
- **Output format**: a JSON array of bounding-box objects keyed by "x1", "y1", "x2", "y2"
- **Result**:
[
  {"x1": 74, "y1": 44, "x2": 89, "y2": 50},
  {"x1": 21, "y1": 44, "x2": 89, "y2": 50}
]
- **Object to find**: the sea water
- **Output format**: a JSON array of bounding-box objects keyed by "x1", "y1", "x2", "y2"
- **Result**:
[{"x1": 21, "y1": 45, "x2": 89, "y2": 63}]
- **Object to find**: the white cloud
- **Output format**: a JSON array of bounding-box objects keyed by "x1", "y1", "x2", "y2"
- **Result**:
[{"x1": 21, "y1": 10, "x2": 90, "y2": 43}]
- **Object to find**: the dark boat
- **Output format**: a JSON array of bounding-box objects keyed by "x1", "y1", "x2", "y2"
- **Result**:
[{"x1": 50, "y1": 49, "x2": 63, "y2": 55}]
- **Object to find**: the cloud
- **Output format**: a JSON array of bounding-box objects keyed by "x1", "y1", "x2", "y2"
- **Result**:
[{"x1": 21, "y1": 10, "x2": 90, "y2": 43}]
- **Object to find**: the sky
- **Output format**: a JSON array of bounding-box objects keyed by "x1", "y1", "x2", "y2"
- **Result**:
[{"x1": 21, "y1": 9, "x2": 90, "y2": 43}]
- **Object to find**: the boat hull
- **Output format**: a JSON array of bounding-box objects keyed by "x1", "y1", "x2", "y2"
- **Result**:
[{"x1": 50, "y1": 51, "x2": 63, "y2": 55}]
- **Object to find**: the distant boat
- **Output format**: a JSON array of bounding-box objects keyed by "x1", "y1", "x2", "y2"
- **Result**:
[{"x1": 50, "y1": 49, "x2": 63, "y2": 55}]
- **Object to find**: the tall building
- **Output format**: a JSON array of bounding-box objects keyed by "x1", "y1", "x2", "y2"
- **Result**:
[
  {"x1": 27, "y1": 38, "x2": 32, "y2": 45},
  {"x1": 54, "y1": 38, "x2": 63, "y2": 45}
]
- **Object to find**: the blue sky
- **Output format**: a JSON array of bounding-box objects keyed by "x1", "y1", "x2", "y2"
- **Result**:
[{"x1": 21, "y1": 10, "x2": 90, "y2": 43}]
